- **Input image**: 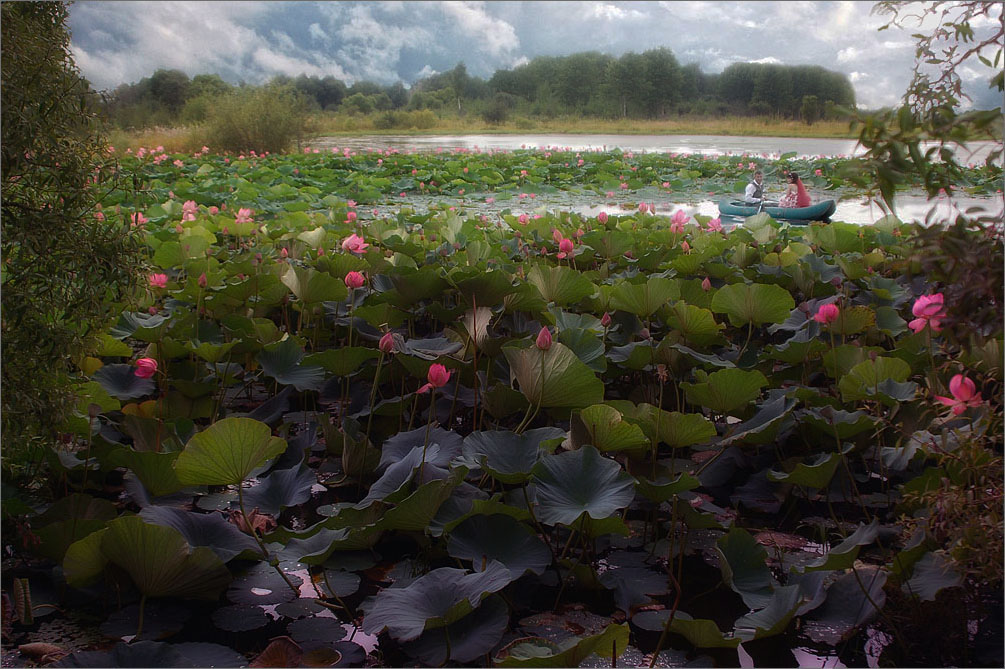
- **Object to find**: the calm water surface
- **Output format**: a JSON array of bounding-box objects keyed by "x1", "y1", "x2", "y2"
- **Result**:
[{"x1": 311, "y1": 134, "x2": 1003, "y2": 225}]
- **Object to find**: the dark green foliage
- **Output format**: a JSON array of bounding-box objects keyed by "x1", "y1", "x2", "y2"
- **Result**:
[
  {"x1": 201, "y1": 83, "x2": 312, "y2": 153},
  {"x1": 0, "y1": 1, "x2": 143, "y2": 473}
]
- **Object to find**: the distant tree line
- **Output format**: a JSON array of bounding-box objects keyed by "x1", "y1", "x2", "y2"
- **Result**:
[{"x1": 99, "y1": 48, "x2": 858, "y2": 128}]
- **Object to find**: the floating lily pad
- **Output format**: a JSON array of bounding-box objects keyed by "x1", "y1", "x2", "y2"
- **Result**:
[{"x1": 211, "y1": 604, "x2": 270, "y2": 632}]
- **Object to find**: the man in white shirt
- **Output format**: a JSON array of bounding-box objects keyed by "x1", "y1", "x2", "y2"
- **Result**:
[{"x1": 744, "y1": 170, "x2": 765, "y2": 204}]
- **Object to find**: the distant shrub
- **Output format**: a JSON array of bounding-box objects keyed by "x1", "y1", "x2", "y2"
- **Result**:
[
  {"x1": 203, "y1": 84, "x2": 312, "y2": 153},
  {"x1": 373, "y1": 110, "x2": 401, "y2": 130}
]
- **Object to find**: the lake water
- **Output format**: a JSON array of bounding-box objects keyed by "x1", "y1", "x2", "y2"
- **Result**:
[{"x1": 310, "y1": 134, "x2": 1004, "y2": 225}]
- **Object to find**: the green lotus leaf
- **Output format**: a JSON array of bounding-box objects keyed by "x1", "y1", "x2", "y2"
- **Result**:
[
  {"x1": 769, "y1": 451, "x2": 845, "y2": 489},
  {"x1": 578, "y1": 404, "x2": 649, "y2": 452},
  {"x1": 503, "y1": 342, "x2": 604, "y2": 410},
  {"x1": 65, "y1": 516, "x2": 230, "y2": 600},
  {"x1": 108, "y1": 449, "x2": 184, "y2": 497},
  {"x1": 807, "y1": 220, "x2": 864, "y2": 254},
  {"x1": 800, "y1": 519, "x2": 879, "y2": 573},
  {"x1": 822, "y1": 344, "x2": 886, "y2": 378},
  {"x1": 304, "y1": 347, "x2": 380, "y2": 376},
  {"x1": 734, "y1": 584, "x2": 803, "y2": 641},
  {"x1": 384, "y1": 265, "x2": 449, "y2": 306},
  {"x1": 402, "y1": 595, "x2": 510, "y2": 666},
  {"x1": 609, "y1": 276, "x2": 679, "y2": 318},
  {"x1": 361, "y1": 561, "x2": 511, "y2": 642},
  {"x1": 716, "y1": 527, "x2": 778, "y2": 609},
  {"x1": 92, "y1": 363, "x2": 156, "y2": 400},
  {"x1": 258, "y1": 337, "x2": 325, "y2": 391},
  {"x1": 450, "y1": 266, "x2": 518, "y2": 305},
  {"x1": 187, "y1": 340, "x2": 237, "y2": 364},
  {"x1": 635, "y1": 473, "x2": 701, "y2": 502},
  {"x1": 800, "y1": 407, "x2": 879, "y2": 440},
  {"x1": 139, "y1": 505, "x2": 260, "y2": 563},
  {"x1": 827, "y1": 305, "x2": 876, "y2": 335},
  {"x1": 838, "y1": 357, "x2": 912, "y2": 404},
  {"x1": 242, "y1": 465, "x2": 316, "y2": 516},
  {"x1": 447, "y1": 514, "x2": 551, "y2": 581},
  {"x1": 710, "y1": 282, "x2": 795, "y2": 327},
  {"x1": 281, "y1": 264, "x2": 348, "y2": 303},
  {"x1": 33, "y1": 494, "x2": 118, "y2": 562},
  {"x1": 665, "y1": 302, "x2": 725, "y2": 346},
  {"x1": 461, "y1": 428, "x2": 565, "y2": 484},
  {"x1": 495, "y1": 623, "x2": 630, "y2": 667},
  {"x1": 526, "y1": 264, "x2": 595, "y2": 306},
  {"x1": 632, "y1": 610, "x2": 740, "y2": 648},
  {"x1": 556, "y1": 328, "x2": 607, "y2": 373},
  {"x1": 174, "y1": 417, "x2": 287, "y2": 486},
  {"x1": 682, "y1": 368, "x2": 768, "y2": 415},
  {"x1": 874, "y1": 305, "x2": 909, "y2": 336},
  {"x1": 720, "y1": 395, "x2": 797, "y2": 446},
  {"x1": 804, "y1": 566, "x2": 887, "y2": 645},
  {"x1": 902, "y1": 551, "x2": 963, "y2": 601},
  {"x1": 530, "y1": 445, "x2": 636, "y2": 526},
  {"x1": 377, "y1": 467, "x2": 467, "y2": 532},
  {"x1": 599, "y1": 566, "x2": 670, "y2": 613}
]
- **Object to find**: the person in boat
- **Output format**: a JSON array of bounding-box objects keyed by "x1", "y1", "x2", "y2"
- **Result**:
[
  {"x1": 743, "y1": 170, "x2": 767, "y2": 204},
  {"x1": 778, "y1": 171, "x2": 811, "y2": 208}
]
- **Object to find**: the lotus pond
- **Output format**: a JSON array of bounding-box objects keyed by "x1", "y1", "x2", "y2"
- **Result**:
[{"x1": 4, "y1": 146, "x2": 1002, "y2": 668}]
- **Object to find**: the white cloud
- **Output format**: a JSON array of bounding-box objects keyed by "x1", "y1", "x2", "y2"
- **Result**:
[
  {"x1": 849, "y1": 71, "x2": 869, "y2": 82},
  {"x1": 308, "y1": 23, "x2": 328, "y2": 42},
  {"x1": 439, "y1": 2, "x2": 520, "y2": 59},
  {"x1": 749, "y1": 57, "x2": 782, "y2": 65},
  {"x1": 837, "y1": 46, "x2": 861, "y2": 63},
  {"x1": 415, "y1": 65, "x2": 439, "y2": 79}
]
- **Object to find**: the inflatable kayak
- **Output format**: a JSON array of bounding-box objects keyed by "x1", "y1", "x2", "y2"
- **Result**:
[{"x1": 718, "y1": 198, "x2": 837, "y2": 221}]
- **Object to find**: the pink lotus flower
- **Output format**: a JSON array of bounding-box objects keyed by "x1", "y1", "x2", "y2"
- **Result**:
[
  {"x1": 131, "y1": 212, "x2": 148, "y2": 227},
  {"x1": 379, "y1": 331, "x2": 396, "y2": 354},
  {"x1": 681, "y1": 240, "x2": 691, "y2": 254},
  {"x1": 638, "y1": 202, "x2": 649, "y2": 214},
  {"x1": 344, "y1": 271, "x2": 365, "y2": 289},
  {"x1": 280, "y1": 247, "x2": 289, "y2": 258},
  {"x1": 813, "y1": 303, "x2": 840, "y2": 324},
  {"x1": 197, "y1": 272, "x2": 207, "y2": 288},
  {"x1": 134, "y1": 357, "x2": 158, "y2": 378},
  {"x1": 600, "y1": 312, "x2": 612, "y2": 327},
  {"x1": 148, "y1": 273, "x2": 168, "y2": 288},
  {"x1": 597, "y1": 212, "x2": 608, "y2": 224},
  {"x1": 552, "y1": 228, "x2": 563, "y2": 244},
  {"x1": 418, "y1": 363, "x2": 451, "y2": 393},
  {"x1": 536, "y1": 326, "x2": 552, "y2": 350},
  {"x1": 934, "y1": 374, "x2": 983, "y2": 415},
  {"x1": 908, "y1": 293, "x2": 946, "y2": 333},
  {"x1": 182, "y1": 200, "x2": 198, "y2": 216},
  {"x1": 94, "y1": 211, "x2": 105, "y2": 221},
  {"x1": 670, "y1": 209, "x2": 689, "y2": 234},
  {"x1": 173, "y1": 159, "x2": 183, "y2": 168},
  {"x1": 235, "y1": 208, "x2": 254, "y2": 224},
  {"x1": 706, "y1": 218, "x2": 723, "y2": 232},
  {"x1": 702, "y1": 277, "x2": 712, "y2": 292},
  {"x1": 558, "y1": 238, "x2": 574, "y2": 257},
  {"x1": 341, "y1": 233, "x2": 369, "y2": 254},
  {"x1": 518, "y1": 214, "x2": 529, "y2": 225},
  {"x1": 815, "y1": 169, "x2": 823, "y2": 176},
  {"x1": 346, "y1": 211, "x2": 357, "y2": 223}
]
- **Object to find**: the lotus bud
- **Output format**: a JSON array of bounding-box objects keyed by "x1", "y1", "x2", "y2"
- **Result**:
[
  {"x1": 134, "y1": 357, "x2": 158, "y2": 378},
  {"x1": 344, "y1": 271, "x2": 365, "y2": 289},
  {"x1": 536, "y1": 326, "x2": 552, "y2": 350},
  {"x1": 702, "y1": 277, "x2": 712, "y2": 292},
  {"x1": 379, "y1": 331, "x2": 396, "y2": 354},
  {"x1": 600, "y1": 312, "x2": 612, "y2": 327}
]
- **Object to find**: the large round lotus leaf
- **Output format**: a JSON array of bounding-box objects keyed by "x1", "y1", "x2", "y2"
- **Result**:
[
  {"x1": 710, "y1": 282, "x2": 795, "y2": 327},
  {"x1": 768, "y1": 451, "x2": 844, "y2": 489},
  {"x1": 402, "y1": 595, "x2": 510, "y2": 665},
  {"x1": 379, "y1": 425, "x2": 464, "y2": 471},
  {"x1": 303, "y1": 347, "x2": 380, "y2": 376},
  {"x1": 495, "y1": 622, "x2": 630, "y2": 667},
  {"x1": 281, "y1": 264, "x2": 348, "y2": 303},
  {"x1": 447, "y1": 514, "x2": 551, "y2": 580},
  {"x1": 837, "y1": 357, "x2": 912, "y2": 403},
  {"x1": 804, "y1": 566, "x2": 887, "y2": 645},
  {"x1": 578, "y1": 404, "x2": 649, "y2": 452},
  {"x1": 67, "y1": 516, "x2": 231, "y2": 600},
  {"x1": 242, "y1": 465, "x2": 316, "y2": 516},
  {"x1": 733, "y1": 584, "x2": 803, "y2": 641},
  {"x1": 461, "y1": 427, "x2": 565, "y2": 484},
  {"x1": 682, "y1": 368, "x2": 768, "y2": 415},
  {"x1": 503, "y1": 342, "x2": 604, "y2": 410},
  {"x1": 530, "y1": 445, "x2": 636, "y2": 526},
  {"x1": 609, "y1": 276, "x2": 680, "y2": 318},
  {"x1": 902, "y1": 551, "x2": 963, "y2": 602},
  {"x1": 92, "y1": 364, "x2": 156, "y2": 400},
  {"x1": 527, "y1": 264, "x2": 596, "y2": 306},
  {"x1": 174, "y1": 417, "x2": 286, "y2": 486},
  {"x1": 287, "y1": 616, "x2": 348, "y2": 643},
  {"x1": 715, "y1": 527, "x2": 777, "y2": 609},
  {"x1": 361, "y1": 561, "x2": 511, "y2": 642},
  {"x1": 827, "y1": 305, "x2": 876, "y2": 336},
  {"x1": 257, "y1": 338, "x2": 325, "y2": 392},
  {"x1": 665, "y1": 302, "x2": 725, "y2": 346},
  {"x1": 138, "y1": 505, "x2": 260, "y2": 563}
]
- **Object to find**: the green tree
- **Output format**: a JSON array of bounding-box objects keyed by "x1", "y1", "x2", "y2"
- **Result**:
[
  {"x1": 641, "y1": 48, "x2": 681, "y2": 118},
  {"x1": 1, "y1": 1, "x2": 143, "y2": 477},
  {"x1": 147, "y1": 68, "x2": 191, "y2": 114},
  {"x1": 447, "y1": 62, "x2": 469, "y2": 114},
  {"x1": 800, "y1": 94, "x2": 821, "y2": 125}
]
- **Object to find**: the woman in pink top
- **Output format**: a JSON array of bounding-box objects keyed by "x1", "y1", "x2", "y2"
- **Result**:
[{"x1": 779, "y1": 172, "x2": 811, "y2": 208}]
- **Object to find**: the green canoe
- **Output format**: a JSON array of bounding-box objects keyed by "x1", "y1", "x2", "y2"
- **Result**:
[{"x1": 718, "y1": 198, "x2": 837, "y2": 221}]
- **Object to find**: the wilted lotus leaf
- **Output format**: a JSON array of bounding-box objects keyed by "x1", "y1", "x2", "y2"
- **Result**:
[
  {"x1": 530, "y1": 445, "x2": 636, "y2": 526},
  {"x1": 361, "y1": 561, "x2": 511, "y2": 642},
  {"x1": 174, "y1": 417, "x2": 287, "y2": 486}
]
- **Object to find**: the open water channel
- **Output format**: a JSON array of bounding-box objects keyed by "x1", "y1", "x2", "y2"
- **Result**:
[{"x1": 310, "y1": 134, "x2": 1003, "y2": 226}]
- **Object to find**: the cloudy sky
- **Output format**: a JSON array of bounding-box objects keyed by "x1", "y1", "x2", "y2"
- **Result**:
[{"x1": 67, "y1": 1, "x2": 1003, "y2": 110}]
